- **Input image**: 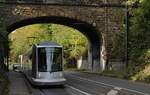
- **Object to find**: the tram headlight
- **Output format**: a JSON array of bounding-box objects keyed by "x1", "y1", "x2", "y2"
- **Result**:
[
  {"x1": 59, "y1": 73, "x2": 63, "y2": 77},
  {"x1": 38, "y1": 73, "x2": 41, "y2": 77}
]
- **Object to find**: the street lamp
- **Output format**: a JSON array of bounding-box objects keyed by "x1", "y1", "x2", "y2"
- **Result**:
[{"x1": 125, "y1": 1, "x2": 129, "y2": 69}]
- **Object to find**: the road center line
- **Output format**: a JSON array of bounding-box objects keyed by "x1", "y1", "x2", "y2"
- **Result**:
[
  {"x1": 68, "y1": 74, "x2": 149, "y2": 95},
  {"x1": 67, "y1": 76, "x2": 110, "y2": 89},
  {"x1": 65, "y1": 84, "x2": 92, "y2": 95},
  {"x1": 107, "y1": 90, "x2": 118, "y2": 95},
  {"x1": 114, "y1": 87, "x2": 122, "y2": 90}
]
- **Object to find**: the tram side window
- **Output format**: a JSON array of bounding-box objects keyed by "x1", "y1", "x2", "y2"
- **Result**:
[
  {"x1": 51, "y1": 48, "x2": 63, "y2": 72},
  {"x1": 38, "y1": 48, "x2": 47, "y2": 72}
]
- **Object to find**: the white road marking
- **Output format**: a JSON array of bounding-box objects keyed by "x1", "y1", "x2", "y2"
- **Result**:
[
  {"x1": 114, "y1": 87, "x2": 122, "y2": 90},
  {"x1": 69, "y1": 74, "x2": 149, "y2": 95},
  {"x1": 107, "y1": 90, "x2": 118, "y2": 95},
  {"x1": 107, "y1": 87, "x2": 122, "y2": 95},
  {"x1": 65, "y1": 85, "x2": 92, "y2": 95},
  {"x1": 68, "y1": 75, "x2": 110, "y2": 89}
]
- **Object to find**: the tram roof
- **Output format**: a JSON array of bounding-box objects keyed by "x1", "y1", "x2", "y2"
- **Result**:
[{"x1": 37, "y1": 41, "x2": 62, "y2": 47}]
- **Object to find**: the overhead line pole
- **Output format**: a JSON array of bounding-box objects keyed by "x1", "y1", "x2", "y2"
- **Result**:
[{"x1": 125, "y1": 1, "x2": 129, "y2": 70}]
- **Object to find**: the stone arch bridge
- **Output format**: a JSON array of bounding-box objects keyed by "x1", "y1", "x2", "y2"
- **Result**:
[{"x1": 0, "y1": 0, "x2": 126, "y2": 71}]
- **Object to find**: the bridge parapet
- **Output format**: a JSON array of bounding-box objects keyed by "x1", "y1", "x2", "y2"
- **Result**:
[{"x1": 2, "y1": 0, "x2": 125, "y2": 6}]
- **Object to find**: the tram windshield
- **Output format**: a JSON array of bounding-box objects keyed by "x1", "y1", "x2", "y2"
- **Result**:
[{"x1": 38, "y1": 47, "x2": 62, "y2": 72}]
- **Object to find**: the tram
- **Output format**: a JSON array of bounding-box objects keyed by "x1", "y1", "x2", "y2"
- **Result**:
[{"x1": 22, "y1": 41, "x2": 66, "y2": 86}]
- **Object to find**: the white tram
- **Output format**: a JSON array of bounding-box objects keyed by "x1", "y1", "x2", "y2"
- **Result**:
[{"x1": 22, "y1": 41, "x2": 66, "y2": 86}]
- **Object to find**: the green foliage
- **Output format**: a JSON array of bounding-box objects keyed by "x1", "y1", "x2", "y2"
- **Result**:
[
  {"x1": 32, "y1": 24, "x2": 53, "y2": 43},
  {"x1": 51, "y1": 24, "x2": 87, "y2": 67},
  {"x1": 127, "y1": 0, "x2": 144, "y2": 5},
  {"x1": 51, "y1": 24, "x2": 87, "y2": 60},
  {"x1": 9, "y1": 24, "x2": 44, "y2": 61},
  {"x1": 131, "y1": 64, "x2": 150, "y2": 82},
  {"x1": 128, "y1": 0, "x2": 150, "y2": 80},
  {"x1": 110, "y1": 31, "x2": 126, "y2": 60},
  {"x1": 101, "y1": 70, "x2": 127, "y2": 79}
]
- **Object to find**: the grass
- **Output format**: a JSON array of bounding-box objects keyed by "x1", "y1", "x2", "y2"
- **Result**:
[
  {"x1": 2, "y1": 81, "x2": 9, "y2": 95},
  {"x1": 65, "y1": 67, "x2": 128, "y2": 79},
  {"x1": 100, "y1": 70, "x2": 128, "y2": 79},
  {"x1": 64, "y1": 68, "x2": 78, "y2": 71},
  {"x1": 77, "y1": 69, "x2": 128, "y2": 79},
  {"x1": 79, "y1": 68, "x2": 150, "y2": 84},
  {"x1": 64, "y1": 68, "x2": 88, "y2": 72},
  {"x1": 130, "y1": 64, "x2": 150, "y2": 83}
]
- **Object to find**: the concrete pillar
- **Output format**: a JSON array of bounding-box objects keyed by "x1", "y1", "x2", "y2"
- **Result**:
[
  {"x1": 19, "y1": 55, "x2": 23, "y2": 68},
  {"x1": 100, "y1": 45, "x2": 106, "y2": 71},
  {"x1": 100, "y1": 34, "x2": 108, "y2": 72},
  {"x1": 77, "y1": 56, "x2": 82, "y2": 69}
]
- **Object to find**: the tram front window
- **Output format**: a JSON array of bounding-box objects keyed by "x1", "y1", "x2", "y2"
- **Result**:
[
  {"x1": 38, "y1": 48, "x2": 47, "y2": 72},
  {"x1": 38, "y1": 47, "x2": 62, "y2": 72},
  {"x1": 51, "y1": 48, "x2": 62, "y2": 72}
]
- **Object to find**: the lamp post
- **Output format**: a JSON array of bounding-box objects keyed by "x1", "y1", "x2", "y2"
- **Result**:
[
  {"x1": 125, "y1": 1, "x2": 129, "y2": 69},
  {"x1": 0, "y1": 34, "x2": 9, "y2": 71}
]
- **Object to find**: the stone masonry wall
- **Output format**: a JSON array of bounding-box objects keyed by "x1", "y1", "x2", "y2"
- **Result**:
[{"x1": 0, "y1": 1, "x2": 126, "y2": 70}]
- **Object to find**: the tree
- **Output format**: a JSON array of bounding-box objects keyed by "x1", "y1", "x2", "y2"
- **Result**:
[
  {"x1": 128, "y1": 0, "x2": 150, "y2": 80},
  {"x1": 51, "y1": 24, "x2": 88, "y2": 67},
  {"x1": 9, "y1": 24, "x2": 45, "y2": 61}
]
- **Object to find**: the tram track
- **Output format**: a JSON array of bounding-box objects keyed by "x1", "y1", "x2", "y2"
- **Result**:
[
  {"x1": 9, "y1": 71, "x2": 150, "y2": 95},
  {"x1": 24, "y1": 77, "x2": 34, "y2": 95},
  {"x1": 11, "y1": 71, "x2": 90, "y2": 95},
  {"x1": 23, "y1": 77, "x2": 68, "y2": 95},
  {"x1": 22, "y1": 71, "x2": 150, "y2": 95},
  {"x1": 24, "y1": 80, "x2": 48, "y2": 95},
  {"x1": 24, "y1": 76, "x2": 89, "y2": 95},
  {"x1": 23, "y1": 71, "x2": 116, "y2": 95},
  {"x1": 23, "y1": 74, "x2": 46, "y2": 95},
  {"x1": 39, "y1": 89, "x2": 47, "y2": 95}
]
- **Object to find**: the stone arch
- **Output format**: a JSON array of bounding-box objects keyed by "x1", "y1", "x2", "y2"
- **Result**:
[{"x1": 7, "y1": 16, "x2": 102, "y2": 71}]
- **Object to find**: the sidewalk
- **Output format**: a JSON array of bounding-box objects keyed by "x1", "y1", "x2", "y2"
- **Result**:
[{"x1": 8, "y1": 71, "x2": 31, "y2": 95}]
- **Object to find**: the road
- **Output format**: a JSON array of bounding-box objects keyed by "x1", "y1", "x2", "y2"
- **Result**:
[
  {"x1": 64, "y1": 72, "x2": 150, "y2": 95},
  {"x1": 9, "y1": 71, "x2": 150, "y2": 95}
]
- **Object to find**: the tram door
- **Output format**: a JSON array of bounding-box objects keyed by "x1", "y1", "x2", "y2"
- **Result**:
[{"x1": 32, "y1": 45, "x2": 37, "y2": 78}]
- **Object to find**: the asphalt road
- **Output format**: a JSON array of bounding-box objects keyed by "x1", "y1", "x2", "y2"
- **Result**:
[
  {"x1": 25, "y1": 71, "x2": 150, "y2": 95},
  {"x1": 64, "y1": 72, "x2": 150, "y2": 95}
]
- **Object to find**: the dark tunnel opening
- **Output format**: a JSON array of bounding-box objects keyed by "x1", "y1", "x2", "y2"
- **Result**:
[{"x1": 7, "y1": 16, "x2": 101, "y2": 70}]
